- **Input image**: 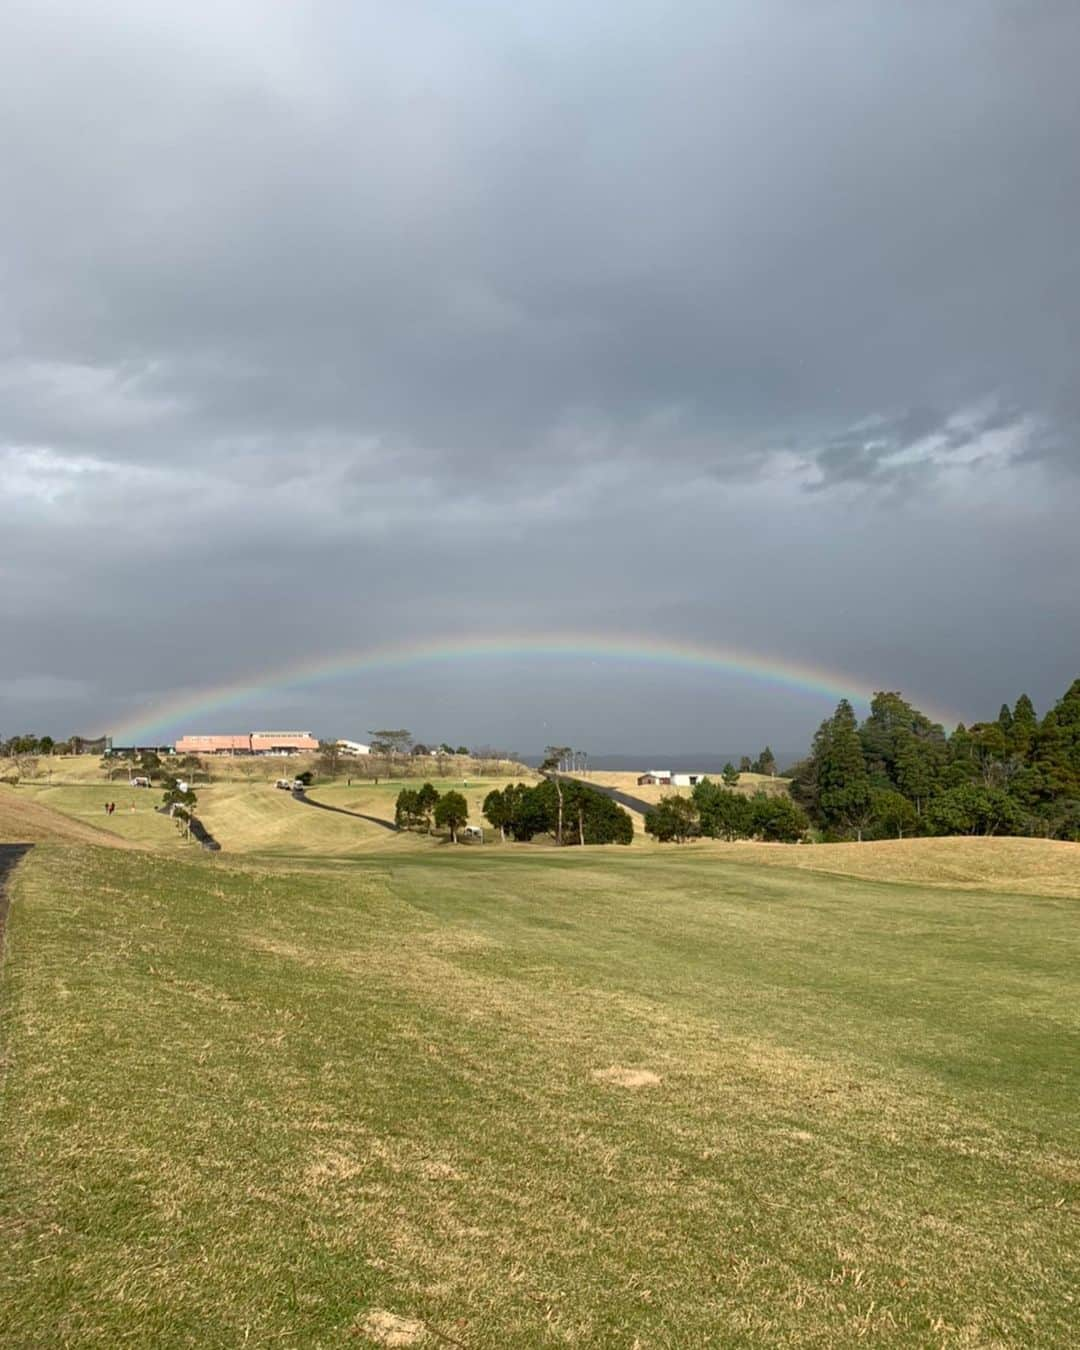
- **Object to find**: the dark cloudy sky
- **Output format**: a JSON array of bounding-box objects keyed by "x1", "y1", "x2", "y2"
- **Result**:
[{"x1": 3, "y1": 0, "x2": 1079, "y2": 756}]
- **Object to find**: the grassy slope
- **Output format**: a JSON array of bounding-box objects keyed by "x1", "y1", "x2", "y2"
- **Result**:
[
  {"x1": 6, "y1": 785, "x2": 193, "y2": 854},
  {"x1": 193, "y1": 780, "x2": 532, "y2": 860},
  {"x1": 1, "y1": 834, "x2": 1077, "y2": 1348},
  {"x1": 0, "y1": 786, "x2": 143, "y2": 850},
  {"x1": 712, "y1": 835, "x2": 1080, "y2": 899}
]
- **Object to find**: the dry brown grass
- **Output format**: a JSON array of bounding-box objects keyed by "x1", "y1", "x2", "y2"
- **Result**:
[
  {"x1": 692, "y1": 834, "x2": 1080, "y2": 898},
  {"x1": 5, "y1": 751, "x2": 534, "y2": 787},
  {"x1": 584, "y1": 769, "x2": 790, "y2": 806}
]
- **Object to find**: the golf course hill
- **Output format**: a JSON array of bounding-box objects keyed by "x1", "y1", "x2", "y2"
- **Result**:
[{"x1": 1, "y1": 777, "x2": 1077, "y2": 1346}]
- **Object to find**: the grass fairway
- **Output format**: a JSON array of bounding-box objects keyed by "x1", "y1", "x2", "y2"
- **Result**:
[{"x1": 1, "y1": 826, "x2": 1078, "y2": 1346}]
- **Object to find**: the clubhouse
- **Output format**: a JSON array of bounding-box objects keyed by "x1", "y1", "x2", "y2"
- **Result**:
[{"x1": 175, "y1": 731, "x2": 319, "y2": 756}]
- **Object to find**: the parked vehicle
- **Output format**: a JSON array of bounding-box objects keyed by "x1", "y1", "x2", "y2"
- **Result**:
[
  {"x1": 274, "y1": 779, "x2": 293, "y2": 790},
  {"x1": 130, "y1": 776, "x2": 151, "y2": 788}
]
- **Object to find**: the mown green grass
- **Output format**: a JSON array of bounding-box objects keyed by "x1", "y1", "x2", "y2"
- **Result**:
[{"x1": 1, "y1": 842, "x2": 1077, "y2": 1347}]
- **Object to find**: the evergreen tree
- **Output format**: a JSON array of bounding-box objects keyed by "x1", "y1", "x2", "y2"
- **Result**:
[
  {"x1": 895, "y1": 736, "x2": 935, "y2": 816},
  {"x1": 482, "y1": 786, "x2": 512, "y2": 841},
  {"x1": 1010, "y1": 694, "x2": 1038, "y2": 759},
  {"x1": 644, "y1": 795, "x2": 699, "y2": 843},
  {"x1": 415, "y1": 782, "x2": 440, "y2": 833},
  {"x1": 1052, "y1": 678, "x2": 1080, "y2": 784},
  {"x1": 434, "y1": 790, "x2": 468, "y2": 842},
  {"x1": 925, "y1": 785, "x2": 1025, "y2": 837},
  {"x1": 721, "y1": 762, "x2": 740, "y2": 787},
  {"x1": 750, "y1": 794, "x2": 808, "y2": 842},
  {"x1": 815, "y1": 699, "x2": 873, "y2": 840},
  {"x1": 394, "y1": 788, "x2": 421, "y2": 829},
  {"x1": 785, "y1": 756, "x2": 819, "y2": 819},
  {"x1": 869, "y1": 788, "x2": 918, "y2": 839},
  {"x1": 753, "y1": 746, "x2": 777, "y2": 776},
  {"x1": 1020, "y1": 711, "x2": 1075, "y2": 806},
  {"x1": 693, "y1": 780, "x2": 754, "y2": 840}
]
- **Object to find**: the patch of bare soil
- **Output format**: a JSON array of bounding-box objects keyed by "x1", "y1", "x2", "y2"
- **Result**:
[
  {"x1": 358, "y1": 1309, "x2": 428, "y2": 1346},
  {"x1": 592, "y1": 1066, "x2": 662, "y2": 1088}
]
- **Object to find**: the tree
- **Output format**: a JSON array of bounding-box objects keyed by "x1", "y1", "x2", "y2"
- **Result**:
[
  {"x1": 750, "y1": 794, "x2": 808, "y2": 842},
  {"x1": 483, "y1": 787, "x2": 512, "y2": 841},
  {"x1": 739, "y1": 755, "x2": 753, "y2": 773},
  {"x1": 557, "y1": 779, "x2": 634, "y2": 846},
  {"x1": 369, "y1": 730, "x2": 412, "y2": 775},
  {"x1": 752, "y1": 746, "x2": 777, "y2": 776},
  {"x1": 1009, "y1": 694, "x2": 1038, "y2": 760},
  {"x1": 925, "y1": 785, "x2": 1025, "y2": 837},
  {"x1": 162, "y1": 778, "x2": 197, "y2": 811},
  {"x1": 896, "y1": 736, "x2": 935, "y2": 816},
  {"x1": 487, "y1": 782, "x2": 549, "y2": 842},
  {"x1": 294, "y1": 770, "x2": 314, "y2": 787},
  {"x1": 315, "y1": 740, "x2": 343, "y2": 778},
  {"x1": 785, "y1": 756, "x2": 819, "y2": 819},
  {"x1": 693, "y1": 779, "x2": 754, "y2": 840},
  {"x1": 1051, "y1": 678, "x2": 1080, "y2": 784},
  {"x1": 578, "y1": 791, "x2": 633, "y2": 845},
  {"x1": 415, "y1": 782, "x2": 440, "y2": 832},
  {"x1": 966, "y1": 721, "x2": 1011, "y2": 788},
  {"x1": 14, "y1": 754, "x2": 38, "y2": 781},
  {"x1": 434, "y1": 790, "x2": 468, "y2": 842},
  {"x1": 722, "y1": 762, "x2": 740, "y2": 787},
  {"x1": 644, "y1": 795, "x2": 698, "y2": 843},
  {"x1": 869, "y1": 788, "x2": 918, "y2": 840},
  {"x1": 455, "y1": 746, "x2": 469, "y2": 756},
  {"x1": 815, "y1": 700, "x2": 873, "y2": 840},
  {"x1": 1017, "y1": 710, "x2": 1075, "y2": 806},
  {"x1": 395, "y1": 788, "x2": 421, "y2": 829},
  {"x1": 138, "y1": 749, "x2": 162, "y2": 776},
  {"x1": 540, "y1": 745, "x2": 572, "y2": 845}
]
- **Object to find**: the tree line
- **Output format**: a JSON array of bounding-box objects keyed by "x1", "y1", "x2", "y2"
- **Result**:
[
  {"x1": 645, "y1": 784, "x2": 808, "y2": 843},
  {"x1": 787, "y1": 681, "x2": 1080, "y2": 841},
  {"x1": 394, "y1": 784, "x2": 470, "y2": 840},
  {"x1": 483, "y1": 780, "x2": 633, "y2": 845}
]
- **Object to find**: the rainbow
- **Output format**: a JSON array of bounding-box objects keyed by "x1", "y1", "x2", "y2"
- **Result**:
[{"x1": 107, "y1": 632, "x2": 959, "y2": 740}]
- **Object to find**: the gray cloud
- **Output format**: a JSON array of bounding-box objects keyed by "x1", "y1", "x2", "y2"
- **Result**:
[{"x1": 2, "y1": 0, "x2": 1079, "y2": 750}]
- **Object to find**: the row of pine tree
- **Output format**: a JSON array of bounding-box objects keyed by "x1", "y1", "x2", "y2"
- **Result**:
[{"x1": 787, "y1": 679, "x2": 1080, "y2": 841}]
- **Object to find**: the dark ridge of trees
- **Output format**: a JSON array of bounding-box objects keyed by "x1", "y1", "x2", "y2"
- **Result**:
[{"x1": 787, "y1": 679, "x2": 1080, "y2": 841}]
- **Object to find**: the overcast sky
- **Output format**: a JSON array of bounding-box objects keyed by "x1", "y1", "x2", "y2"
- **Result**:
[{"x1": 3, "y1": 0, "x2": 1079, "y2": 756}]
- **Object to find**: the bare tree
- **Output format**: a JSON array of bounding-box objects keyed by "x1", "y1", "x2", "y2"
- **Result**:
[{"x1": 540, "y1": 745, "x2": 572, "y2": 845}]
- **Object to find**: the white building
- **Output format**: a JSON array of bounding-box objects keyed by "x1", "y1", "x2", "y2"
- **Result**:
[
  {"x1": 636, "y1": 770, "x2": 708, "y2": 788},
  {"x1": 337, "y1": 739, "x2": 371, "y2": 757}
]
